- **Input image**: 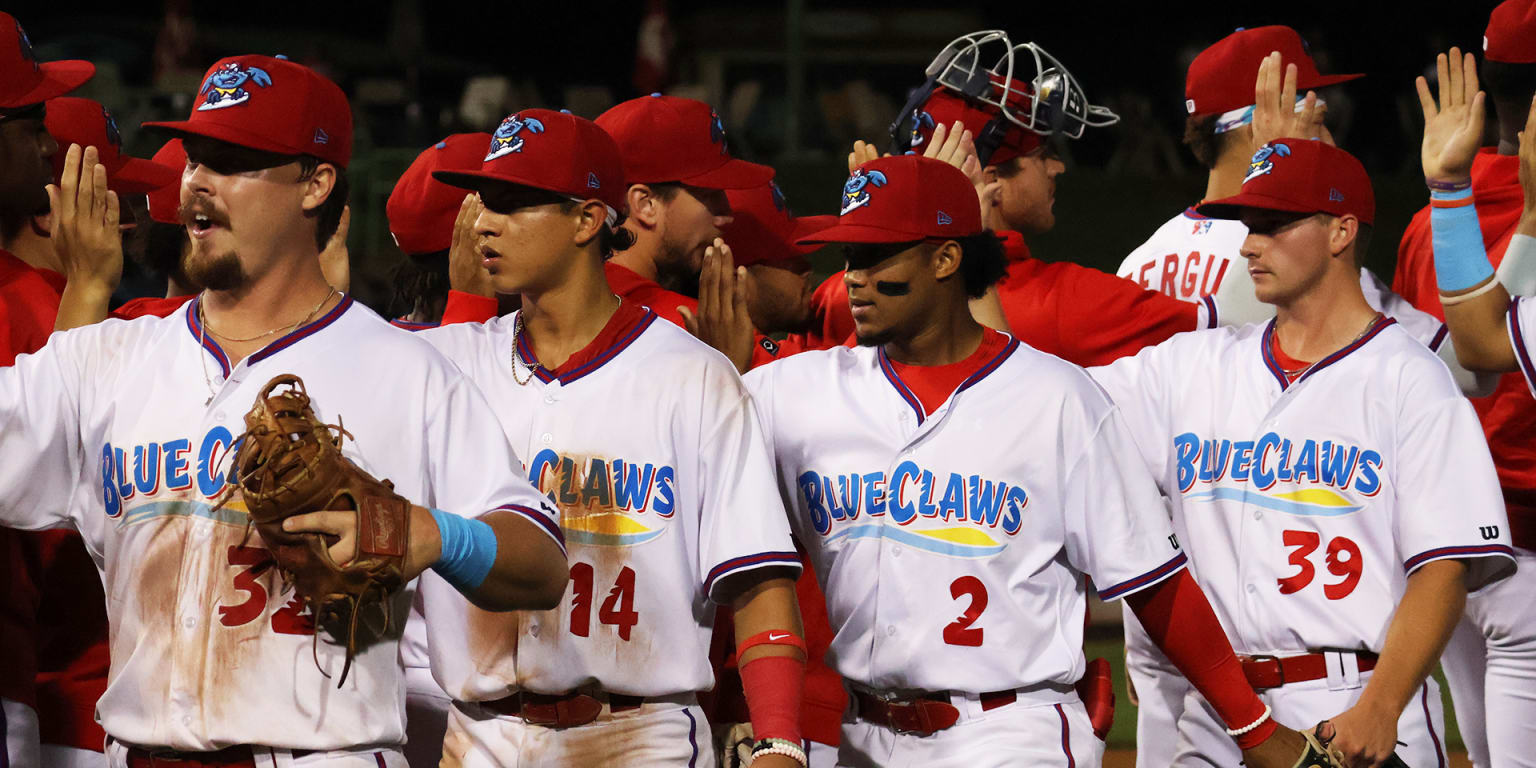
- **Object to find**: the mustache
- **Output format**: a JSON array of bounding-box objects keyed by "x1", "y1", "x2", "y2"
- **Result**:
[{"x1": 177, "y1": 196, "x2": 230, "y2": 228}]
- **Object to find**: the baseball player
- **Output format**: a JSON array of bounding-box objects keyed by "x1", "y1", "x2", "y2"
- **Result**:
[
  {"x1": 747, "y1": 153, "x2": 1338, "y2": 768},
  {"x1": 1403, "y1": 39, "x2": 1536, "y2": 767},
  {"x1": 416, "y1": 109, "x2": 807, "y2": 768},
  {"x1": 0, "y1": 14, "x2": 94, "y2": 768},
  {"x1": 0, "y1": 54, "x2": 569, "y2": 768},
  {"x1": 1091, "y1": 135, "x2": 1515, "y2": 767},
  {"x1": 385, "y1": 133, "x2": 490, "y2": 330}
]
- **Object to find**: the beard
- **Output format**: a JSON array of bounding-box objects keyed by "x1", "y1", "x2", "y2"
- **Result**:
[
  {"x1": 185, "y1": 244, "x2": 247, "y2": 291},
  {"x1": 854, "y1": 327, "x2": 895, "y2": 347},
  {"x1": 655, "y1": 234, "x2": 704, "y2": 297}
]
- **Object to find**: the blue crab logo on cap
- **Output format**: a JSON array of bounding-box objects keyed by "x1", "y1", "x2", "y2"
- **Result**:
[
  {"x1": 770, "y1": 181, "x2": 788, "y2": 213},
  {"x1": 841, "y1": 169, "x2": 888, "y2": 215},
  {"x1": 1243, "y1": 142, "x2": 1292, "y2": 185},
  {"x1": 16, "y1": 23, "x2": 38, "y2": 71},
  {"x1": 486, "y1": 113, "x2": 545, "y2": 161},
  {"x1": 197, "y1": 61, "x2": 273, "y2": 111},
  {"x1": 709, "y1": 110, "x2": 727, "y2": 154},
  {"x1": 909, "y1": 109, "x2": 935, "y2": 147},
  {"x1": 102, "y1": 106, "x2": 122, "y2": 149}
]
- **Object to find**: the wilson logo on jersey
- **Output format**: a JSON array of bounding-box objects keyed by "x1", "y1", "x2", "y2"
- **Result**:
[
  {"x1": 797, "y1": 461, "x2": 1027, "y2": 558},
  {"x1": 1173, "y1": 431, "x2": 1383, "y2": 516},
  {"x1": 99, "y1": 427, "x2": 243, "y2": 522},
  {"x1": 527, "y1": 448, "x2": 676, "y2": 547}
]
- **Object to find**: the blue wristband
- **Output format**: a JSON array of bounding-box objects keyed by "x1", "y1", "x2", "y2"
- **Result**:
[
  {"x1": 1430, "y1": 188, "x2": 1495, "y2": 293},
  {"x1": 430, "y1": 508, "x2": 498, "y2": 592}
]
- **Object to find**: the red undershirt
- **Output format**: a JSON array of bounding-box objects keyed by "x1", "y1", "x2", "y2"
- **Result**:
[
  {"x1": 886, "y1": 329, "x2": 1011, "y2": 415},
  {"x1": 524, "y1": 298, "x2": 649, "y2": 377},
  {"x1": 1268, "y1": 331, "x2": 1315, "y2": 385}
]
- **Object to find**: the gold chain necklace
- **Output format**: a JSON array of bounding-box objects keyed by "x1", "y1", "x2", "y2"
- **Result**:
[
  {"x1": 196, "y1": 289, "x2": 338, "y2": 405},
  {"x1": 1278, "y1": 312, "x2": 1382, "y2": 379}
]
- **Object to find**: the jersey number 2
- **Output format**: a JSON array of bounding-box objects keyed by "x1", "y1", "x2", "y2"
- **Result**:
[
  {"x1": 942, "y1": 576, "x2": 988, "y2": 647},
  {"x1": 568, "y1": 562, "x2": 640, "y2": 641},
  {"x1": 1276, "y1": 531, "x2": 1363, "y2": 600}
]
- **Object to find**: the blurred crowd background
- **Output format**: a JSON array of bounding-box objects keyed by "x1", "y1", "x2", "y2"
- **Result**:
[{"x1": 23, "y1": 0, "x2": 1498, "y2": 316}]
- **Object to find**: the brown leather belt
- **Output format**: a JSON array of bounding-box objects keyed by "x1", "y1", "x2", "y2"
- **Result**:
[
  {"x1": 854, "y1": 689, "x2": 1018, "y2": 735},
  {"x1": 125, "y1": 745, "x2": 313, "y2": 767},
  {"x1": 1239, "y1": 651, "x2": 1378, "y2": 691},
  {"x1": 478, "y1": 690, "x2": 647, "y2": 728}
]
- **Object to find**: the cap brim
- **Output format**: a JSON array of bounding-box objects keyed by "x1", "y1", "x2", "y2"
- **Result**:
[
  {"x1": 141, "y1": 119, "x2": 314, "y2": 162},
  {"x1": 2, "y1": 61, "x2": 94, "y2": 108},
  {"x1": 1298, "y1": 72, "x2": 1365, "y2": 91},
  {"x1": 789, "y1": 214, "x2": 838, "y2": 253},
  {"x1": 795, "y1": 222, "x2": 930, "y2": 246},
  {"x1": 110, "y1": 157, "x2": 183, "y2": 196},
  {"x1": 433, "y1": 168, "x2": 568, "y2": 197},
  {"x1": 1195, "y1": 191, "x2": 1320, "y2": 220},
  {"x1": 680, "y1": 158, "x2": 775, "y2": 190}
]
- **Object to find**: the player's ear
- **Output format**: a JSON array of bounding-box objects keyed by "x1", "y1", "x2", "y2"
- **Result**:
[
  {"x1": 1327, "y1": 215, "x2": 1358, "y2": 259},
  {"x1": 932, "y1": 239, "x2": 963, "y2": 282},
  {"x1": 571, "y1": 199, "x2": 606, "y2": 249},
  {"x1": 299, "y1": 163, "x2": 337, "y2": 213},
  {"x1": 627, "y1": 184, "x2": 662, "y2": 229}
]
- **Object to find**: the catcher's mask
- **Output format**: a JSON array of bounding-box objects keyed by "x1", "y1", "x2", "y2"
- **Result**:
[{"x1": 888, "y1": 29, "x2": 1120, "y2": 163}]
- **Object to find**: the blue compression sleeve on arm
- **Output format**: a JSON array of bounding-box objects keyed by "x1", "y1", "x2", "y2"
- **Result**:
[
  {"x1": 430, "y1": 508, "x2": 498, "y2": 593},
  {"x1": 1431, "y1": 188, "x2": 1496, "y2": 293}
]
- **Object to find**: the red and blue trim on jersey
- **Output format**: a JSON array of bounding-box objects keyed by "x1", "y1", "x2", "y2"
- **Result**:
[
  {"x1": 1402, "y1": 543, "x2": 1515, "y2": 574},
  {"x1": 1181, "y1": 206, "x2": 1209, "y2": 221},
  {"x1": 249, "y1": 295, "x2": 355, "y2": 365},
  {"x1": 514, "y1": 308, "x2": 659, "y2": 386},
  {"x1": 1201, "y1": 294, "x2": 1219, "y2": 329},
  {"x1": 1510, "y1": 297, "x2": 1536, "y2": 395},
  {"x1": 1096, "y1": 551, "x2": 1188, "y2": 601},
  {"x1": 877, "y1": 335, "x2": 1020, "y2": 425},
  {"x1": 184, "y1": 296, "x2": 232, "y2": 378},
  {"x1": 390, "y1": 317, "x2": 437, "y2": 331},
  {"x1": 1055, "y1": 703, "x2": 1076, "y2": 767},
  {"x1": 1260, "y1": 315, "x2": 1397, "y2": 391},
  {"x1": 1428, "y1": 323, "x2": 1449, "y2": 353},
  {"x1": 493, "y1": 503, "x2": 567, "y2": 555},
  {"x1": 1420, "y1": 683, "x2": 1447, "y2": 768},
  {"x1": 956, "y1": 337, "x2": 1021, "y2": 394},
  {"x1": 703, "y1": 551, "x2": 801, "y2": 599}
]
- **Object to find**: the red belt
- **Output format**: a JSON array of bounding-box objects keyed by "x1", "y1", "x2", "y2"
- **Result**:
[
  {"x1": 479, "y1": 690, "x2": 647, "y2": 728},
  {"x1": 854, "y1": 689, "x2": 1017, "y2": 735},
  {"x1": 1239, "y1": 652, "x2": 1378, "y2": 691},
  {"x1": 125, "y1": 745, "x2": 313, "y2": 767}
]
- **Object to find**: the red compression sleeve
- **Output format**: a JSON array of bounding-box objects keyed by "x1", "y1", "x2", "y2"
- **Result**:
[
  {"x1": 1125, "y1": 569, "x2": 1277, "y2": 749},
  {"x1": 739, "y1": 655, "x2": 805, "y2": 745}
]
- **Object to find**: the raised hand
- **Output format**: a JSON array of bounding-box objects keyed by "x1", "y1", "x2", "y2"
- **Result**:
[
  {"x1": 1251, "y1": 51, "x2": 1326, "y2": 151},
  {"x1": 448, "y1": 193, "x2": 493, "y2": 297},
  {"x1": 1417, "y1": 47, "x2": 1485, "y2": 184},
  {"x1": 47, "y1": 144, "x2": 122, "y2": 296},
  {"x1": 848, "y1": 139, "x2": 883, "y2": 174},
  {"x1": 678, "y1": 238, "x2": 755, "y2": 374}
]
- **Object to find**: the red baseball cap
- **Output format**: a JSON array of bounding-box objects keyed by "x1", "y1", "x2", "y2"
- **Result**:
[
  {"x1": 910, "y1": 84, "x2": 1042, "y2": 166},
  {"x1": 1487, "y1": 0, "x2": 1536, "y2": 64},
  {"x1": 0, "y1": 13, "x2": 93, "y2": 109},
  {"x1": 147, "y1": 139, "x2": 186, "y2": 224},
  {"x1": 386, "y1": 133, "x2": 491, "y2": 255},
  {"x1": 721, "y1": 181, "x2": 836, "y2": 269},
  {"x1": 1197, "y1": 139, "x2": 1374, "y2": 225},
  {"x1": 1185, "y1": 26, "x2": 1363, "y2": 116},
  {"x1": 46, "y1": 97, "x2": 180, "y2": 197},
  {"x1": 142, "y1": 55, "x2": 352, "y2": 169},
  {"x1": 596, "y1": 94, "x2": 773, "y2": 190},
  {"x1": 797, "y1": 155, "x2": 982, "y2": 245},
  {"x1": 433, "y1": 110, "x2": 626, "y2": 212}
]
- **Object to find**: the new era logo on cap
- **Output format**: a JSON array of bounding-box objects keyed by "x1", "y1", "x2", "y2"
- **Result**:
[
  {"x1": 937, "y1": 211, "x2": 952, "y2": 226},
  {"x1": 1329, "y1": 188, "x2": 1344, "y2": 202},
  {"x1": 313, "y1": 128, "x2": 328, "y2": 145},
  {"x1": 587, "y1": 172, "x2": 601, "y2": 189}
]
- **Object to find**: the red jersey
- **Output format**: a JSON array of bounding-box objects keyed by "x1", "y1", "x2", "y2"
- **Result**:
[
  {"x1": 0, "y1": 248, "x2": 64, "y2": 366},
  {"x1": 783, "y1": 273, "x2": 857, "y2": 354},
  {"x1": 112, "y1": 294, "x2": 192, "y2": 320},
  {"x1": 807, "y1": 231, "x2": 1211, "y2": 367},
  {"x1": 1394, "y1": 149, "x2": 1535, "y2": 551}
]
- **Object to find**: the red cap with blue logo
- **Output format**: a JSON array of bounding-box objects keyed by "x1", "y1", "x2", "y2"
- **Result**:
[
  {"x1": 46, "y1": 97, "x2": 180, "y2": 196},
  {"x1": 597, "y1": 94, "x2": 773, "y2": 190},
  {"x1": 796, "y1": 155, "x2": 982, "y2": 245},
  {"x1": 721, "y1": 181, "x2": 836, "y2": 269},
  {"x1": 0, "y1": 12, "x2": 93, "y2": 109},
  {"x1": 909, "y1": 83, "x2": 1043, "y2": 166},
  {"x1": 432, "y1": 110, "x2": 626, "y2": 213},
  {"x1": 1196, "y1": 139, "x2": 1374, "y2": 225},
  {"x1": 1185, "y1": 26, "x2": 1362, "y2": 117},
  {"x1": 387, "y1": 133, "x2": 492, "y2": 255},
  {"x1": 142, "y1": 54, "x2": 352, "y2": 169},
  {"x1": 1486, "y1": 0, "x2": 1536, "y2": 64}
]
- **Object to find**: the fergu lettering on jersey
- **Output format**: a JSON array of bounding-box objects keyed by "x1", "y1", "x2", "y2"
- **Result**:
[
  {"x1": 100, "y1": 427, "x2": 239, "y2": 518},
  {"x1": 1173, "y1": 432, "x2": 1384, "y2": 502},
  {"x1": 798, "y1": 463, "x2": 1028, "y2": 543},
  {"x1": 527, "y1": 449, "x2": 676, "y2": 546}
]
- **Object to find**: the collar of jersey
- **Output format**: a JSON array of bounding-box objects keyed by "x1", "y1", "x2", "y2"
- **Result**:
[
  {"x1": 514, "y1": 305, "x2": 658, "y2": 385},
  {"x1": 185, "y1": 293, "x2": 355, "y2": 378},
  {"x1": 876, "y1": 335, "x2": 1020, "y2": 425},
  {"x1": 1181, "y1": 206, "x2": 1210, "y2": 221},
  {"x1": 1259, "y1": 314, "x2": 1396, "y2": 391}
]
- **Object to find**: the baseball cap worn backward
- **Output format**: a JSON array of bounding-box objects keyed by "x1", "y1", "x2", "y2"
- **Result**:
[
  {"x1": 46, "y1": 97, "x2": 180, "y2": 197},
  {"x1": 796, "y1": 155, "x2": 983, "y2": 246},
  {"x1": 432, "y1": 110, "x2": 626, "y2": 212},
  {"x1": 910, "y1": 86, "x2": 1042, "y2": 166},
  {"x1": 1185, "y1": 26, "x2": 1363, "y2": 116},
  {"x1": 596, "y1": 93, "x2": 774, "y2": 190},
  {"x1": 721, "y1": 181, "x2": 836, "y2": 268},
  {"x1": 1486, "y1": 0, "x2": 1536, "y2": 64},
  {"x1": 0, "y1": 12, "x2": 93, "y2": 109},
  {"x1": 386, "y1": 132, "x2": 492, "y2": 255},
  {"x1": 1196, "y1": 139, "x2": 1374, "y2": 225},
  {"x1": 142, "y1": 55, "x2": 352, "y2": 169}
]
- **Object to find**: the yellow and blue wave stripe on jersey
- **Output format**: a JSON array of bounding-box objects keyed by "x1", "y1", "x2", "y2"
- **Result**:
[
  {"x1": 515, "y1": 308, "x2": 657, "y2": 385},
  {"x1": 1261, "y1": 315, "x2": 1395, "y2": 391},
  {"x1": 1096, "y1": 552, "x2": 1188, "y2": 600},
  {"x1": 528, "y1": 448, "x2": 675, "y2": 547},
  {"x1": 877, "y1": 336, "x2": 1019, "y2": 424}
]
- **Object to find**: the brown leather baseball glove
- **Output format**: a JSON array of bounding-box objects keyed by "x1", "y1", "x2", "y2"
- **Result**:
[{"x1": 225, "y1": 373, "x2": 412, "y2": 686}]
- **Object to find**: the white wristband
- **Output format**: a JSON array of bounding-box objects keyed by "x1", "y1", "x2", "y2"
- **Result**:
[
  {"x1": 1225, "y1": 704, "x2": 1273, "y2": 736},
  {"x1": 1439, "y1": 276, "x2": 1504, "y2": 306},
  {"x1": 751, "y1": 738, "x2": 809, "y2": 767}
]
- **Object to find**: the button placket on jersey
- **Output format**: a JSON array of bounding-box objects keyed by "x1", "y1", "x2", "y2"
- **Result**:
[{"x1": 1235, "y1": 392, "x2": 1294, "y2": 641}]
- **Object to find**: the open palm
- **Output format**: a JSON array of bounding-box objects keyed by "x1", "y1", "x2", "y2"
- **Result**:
[{"x1": 1418, "y1": 48, "x2": 1485, "y2": 183}]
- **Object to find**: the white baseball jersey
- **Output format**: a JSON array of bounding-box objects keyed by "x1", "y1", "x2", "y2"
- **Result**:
[
  {"x1": 744, "y1": 332, "x2": 1187, "y2": 694},
  {"x1": 0, "y1": 296, "x2": 561, "y2": 753},
  {"x1": 1119, "y1": 208, "x2": 1453, "y2": 354},
  {"x1": 1090, "y1": 319, "x2": 1515, "y2": 656},
  {"x1": 417, "y1": 303, "x2": 800, "y2": 700}
]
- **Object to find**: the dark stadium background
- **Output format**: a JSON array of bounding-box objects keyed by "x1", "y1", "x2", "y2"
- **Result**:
[{"x1": 16, "y1": 4, "x2": 1491, "y2": 757}]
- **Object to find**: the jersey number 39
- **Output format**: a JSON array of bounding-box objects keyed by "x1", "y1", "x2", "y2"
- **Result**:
[{"x1": 1277, "y1": 530, "x2": 1363, "y2": 600}]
